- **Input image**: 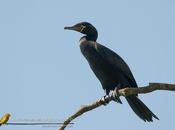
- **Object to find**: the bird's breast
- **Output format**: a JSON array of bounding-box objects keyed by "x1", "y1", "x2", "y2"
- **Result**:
[{"x1": 79, "y1": 41, "x2": 121, "y2": 90}]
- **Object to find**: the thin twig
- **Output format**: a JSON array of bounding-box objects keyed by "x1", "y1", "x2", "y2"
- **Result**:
[{"x1": 58, "y1": 82, "x2": 175, "y2": 130}]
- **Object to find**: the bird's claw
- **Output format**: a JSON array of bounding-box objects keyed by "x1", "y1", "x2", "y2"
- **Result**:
[
  {"x1": 100, "y1": 95, "x2": 110, "y2": 105},
  {"x1": 110, "y1": 88, "x2": 122, "y2": 104}
]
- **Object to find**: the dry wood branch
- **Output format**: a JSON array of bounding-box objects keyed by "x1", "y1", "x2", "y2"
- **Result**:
[{"x1": 58, "y1": 82, "x2": 175, "y2": 130}]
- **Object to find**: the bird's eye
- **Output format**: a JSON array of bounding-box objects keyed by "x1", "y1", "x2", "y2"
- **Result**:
[{"x1": 80, "y1": 25, "x2": 86, "y2": 32}]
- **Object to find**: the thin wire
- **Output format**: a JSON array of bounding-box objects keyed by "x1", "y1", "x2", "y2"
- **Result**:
[{"x1": 5, "y1": 122, "x2": 74, "y2": 125}]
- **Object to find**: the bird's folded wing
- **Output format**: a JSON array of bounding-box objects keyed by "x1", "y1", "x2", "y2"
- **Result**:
[{"x1": 95, "y1": 43, "x2": 138, "y2": 88}]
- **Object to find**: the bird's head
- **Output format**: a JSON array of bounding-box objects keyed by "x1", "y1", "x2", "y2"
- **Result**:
[
  {"x1": 64, "y1": 22, "x2": 98, "y2": 41},
  {"x1": 5, "y1": 113, "x2": 11, "y2": 117},
  {"x1": 3, "y1": 113, "x2": 11, "y2": 119}
]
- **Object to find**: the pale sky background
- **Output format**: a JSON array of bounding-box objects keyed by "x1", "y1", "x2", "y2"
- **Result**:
[{"x1": 0, "y1": 0, "x2": 175, "y2": 130}]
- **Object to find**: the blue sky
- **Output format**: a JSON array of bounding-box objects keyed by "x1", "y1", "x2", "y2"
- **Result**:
[{"x1": 0, "y1": 0, "x2": 175, "y2": 130}]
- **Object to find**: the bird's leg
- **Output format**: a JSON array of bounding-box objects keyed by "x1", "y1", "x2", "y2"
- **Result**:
[
  {"x1": 110, "y1": 85, "x2": 122, "y2": 104},
  {"x1": 100, "y1": 95, "x2": 110, "y2": 105}
]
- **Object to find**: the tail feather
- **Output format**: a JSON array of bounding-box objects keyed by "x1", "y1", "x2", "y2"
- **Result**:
[{"x1": 126, "y1": 96, "x2": 159, "y2": 122}]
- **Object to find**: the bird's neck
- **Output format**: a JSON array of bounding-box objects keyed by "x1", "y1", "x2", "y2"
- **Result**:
[
  {"x1": 80, "y1": 33, "x2": 98, "y2": 42},
  {"x1": 79, "y1": 36, "x2": 87, "y2": 43}
]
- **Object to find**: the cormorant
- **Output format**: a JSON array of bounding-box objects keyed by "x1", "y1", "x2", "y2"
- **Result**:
[{"x1": 64, "y1": 22, "x2": 159, "y2": 122}]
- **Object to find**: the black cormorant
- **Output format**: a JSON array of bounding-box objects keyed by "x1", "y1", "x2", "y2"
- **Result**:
[{"x1": 64, "y1": 22, "x2": 159, "y2": 122}]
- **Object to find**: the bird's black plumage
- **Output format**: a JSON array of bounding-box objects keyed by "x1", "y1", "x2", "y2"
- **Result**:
[{"x1": 64, "y1": 22, "x2": 159, "y2": 122}]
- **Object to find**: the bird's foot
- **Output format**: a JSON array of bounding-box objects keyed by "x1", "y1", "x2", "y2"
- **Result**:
[
  {"x1": 100, "y1": 95, "x2": 110, "y2": 105},
  {"x1": 110, "y1": 87, "x2": 122, "y2": 104}
]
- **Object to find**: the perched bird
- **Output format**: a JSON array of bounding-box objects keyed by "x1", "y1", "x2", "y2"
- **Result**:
[
  {"x1": 64, "y1": 22, "x2": 159, "y2": 122},
  {"x1": 0, "y1": 113, "x2": 10, "y2": 126}
]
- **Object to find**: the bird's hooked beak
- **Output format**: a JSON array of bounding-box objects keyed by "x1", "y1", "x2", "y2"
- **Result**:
[{"x1": 64, "y1": 24, "x2": 86, "y2": 33}]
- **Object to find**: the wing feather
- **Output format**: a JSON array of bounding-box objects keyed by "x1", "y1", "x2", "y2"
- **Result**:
[{"x1": 95, "y1": 43, "x2": 138, "y2": 88}]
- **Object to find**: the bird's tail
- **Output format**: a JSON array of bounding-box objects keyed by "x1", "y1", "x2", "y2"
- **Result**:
[{"x1": 126, "y1": 96, "x2": 159, "y2": 122}]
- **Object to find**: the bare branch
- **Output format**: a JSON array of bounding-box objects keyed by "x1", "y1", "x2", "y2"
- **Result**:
[{"x1": 58, "y1": 82, "x2": 175, "y2": 130}]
